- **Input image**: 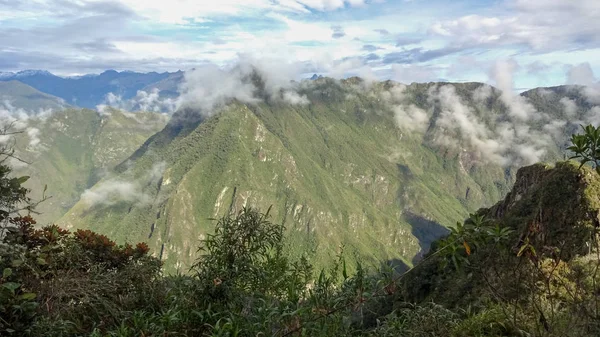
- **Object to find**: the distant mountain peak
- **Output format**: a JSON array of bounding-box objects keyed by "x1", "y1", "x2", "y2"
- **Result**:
[
  {"x1": 15, "y1": 70, "x2": 54, "y2": 77},
  {"x1": 66, "y1": 74, "x2": 99, "y2": 79},
  {"x1": 0, "y1": 69, "x2": 177, "y2": 109},
  {"x1": 0, "y1": 72, "x2": 15, "y2": 79}
]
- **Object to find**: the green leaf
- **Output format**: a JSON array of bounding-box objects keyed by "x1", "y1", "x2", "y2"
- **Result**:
[
  {"x1": 517, "y1": 244, "x2": 528, "y2": 257},
  {"x1": 18, "y1": 292, "x2": 36, "y2": 300},
  {"x1": 2, "y1": 268, "x2": 12, "y2": 279},
  {"x1": 529, "y1": 245, "x2": 537, "y2": 257},
  {"x1": 17, "y1": 176, "x2": 30, "y2": 184},
  {"x1": 451, "y1": 255, "x2": 459, "y2": 271},
  {"x1": 36, "y1": 257, "x2": 47, "y2": 265},
  {"x1": 2, "y1": 282, "x2": 20, "y2": 292}
]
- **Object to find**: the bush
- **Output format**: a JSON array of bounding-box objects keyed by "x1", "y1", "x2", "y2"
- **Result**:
[
  {"x1": 371, "y1": 302, "x2": 459, "y2": 337},
  {"x1": 0, "y1": 215, "x2": 161, "y2": 335}
]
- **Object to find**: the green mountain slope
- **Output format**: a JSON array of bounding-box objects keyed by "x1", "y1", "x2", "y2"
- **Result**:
[
  {"x1": 13, "y1": 108, "x2": 168, "y2": 224},
  {"x1": 0, "y1": 80, "x2": 70, "y2": 111},
  {"x1": 58, "y1": 79, "x2": 588, "y2": 273}
]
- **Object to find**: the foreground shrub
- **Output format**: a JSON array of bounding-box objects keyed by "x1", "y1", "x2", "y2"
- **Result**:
[{"x1": 0, "y1": 216, "x2": 161, "y2": 335}]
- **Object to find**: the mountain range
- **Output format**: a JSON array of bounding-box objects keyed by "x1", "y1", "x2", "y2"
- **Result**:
[
  {"x1": 36, "y1": 77, "x2": 600, "y2": 272},
  {"x1": 3, "y1": 68, "x2": 598, "y2": 273},
  {"x1": 0, "y1": 69, "x2": 182, "y2": 110}
]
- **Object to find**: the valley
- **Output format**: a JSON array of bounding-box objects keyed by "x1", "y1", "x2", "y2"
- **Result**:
[{"x1": 3, "y1": 72, "x2": 593, "y2": 273}]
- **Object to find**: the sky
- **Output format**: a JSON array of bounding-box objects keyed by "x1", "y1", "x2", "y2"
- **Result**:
[{"x1": 1, "y1": 0, "x2": 600, "y2": 90}]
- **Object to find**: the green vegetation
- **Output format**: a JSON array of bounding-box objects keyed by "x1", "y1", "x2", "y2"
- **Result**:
[
  {"x1": 401, "y1": 159, "x2": 600, "y2": 336},
  {"x1": 1, "y1": 122, "x2": 599, "y2": 335},
  {"x1": 2, "y1": 80, "x2": 599, "y2": 336},
  {"x1": 60, "y1": 80, "x2": 592, "y2": 273},
  {"x1": 59, "y1": 81, "x2": 538, "y2": 273},
  {"x1": 569, "y1": 124, "x2": 600, "y2": 173},
  {"x1": 12, "y1": 108, "x2": 167, "y2": 224}
]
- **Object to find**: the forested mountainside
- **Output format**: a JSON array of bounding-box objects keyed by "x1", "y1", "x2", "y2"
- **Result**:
[
  {"x1": 58, "y1": 77, "x2": 597, "y2": 272},
  {"x1": 2, "y1": 158, "x2": 599, "y2": 336},
  {"x1": 11, "y1": 108, "x2": 167, "y2": 224}
]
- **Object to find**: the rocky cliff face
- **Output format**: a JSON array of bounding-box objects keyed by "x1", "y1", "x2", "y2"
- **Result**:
[{"x1": 483, "y1": 161, "x2": 600, "y2": 259}]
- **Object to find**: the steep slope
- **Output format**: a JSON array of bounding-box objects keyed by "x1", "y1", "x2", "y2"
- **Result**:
[
  {"x1": 58, "y1": 79, "x2": 593, "y2": 273},
  {"x1": 0, "y1": 70, "x2": 176, "y2": 108},
  {"x1": 0, "y1": 80, "x2": 70, "y2": 112},
  {"x1": 12, "y1": 108, "x2": 168, "y2": 224},
  {"x1": 400, "y1": 161, "x2": 600, "y2": 335}
]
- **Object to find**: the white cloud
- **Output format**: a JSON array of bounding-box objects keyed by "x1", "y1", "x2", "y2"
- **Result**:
[
  {"x1": 430, "y1": 0, "x2": 600, "y2": 51},
  {"x1": 80, "y1": 161, "x2": 166, "y2": 207},
  {"x1": 96, "y1": 89, "x2": 177, "y2": 114},
  {"x1": 26, "y1": 127, "x2": 41, "y2": 149},
  {"x1": 394, "y1": 104, "x2": 429, "y2": 133},
  {"x1": 559, "y1": 97, "x2": 578, "y2": 117},
  {"x1": 177, "y1": 64, "x2": 260, "y2": 114},
  {"x1": 81, "y1": 180, "x2": 149, "y2": 207},
  {"x1": 282, "y1": 91, "x2": 310, "y2": 105},
  {"x1": 567, "y1": 63, "x2": 596, "y2": 86},
  {"x1": 490, "y1": 59, "x2": 518, "y2": 96},
  {"x1": 566, "y1": 63, "x2": 600, "y2": 104},
  {"x1": 585, "y1": 106, "x2": 600, "y2": 126},
  {"x1": 176, "y1": 57, "x2": 312, "y2": 115},
  {"x1": 543, "y1": 119, "x2": 567, "y2": 141},
  {"x1": 490, "y1": 59, "x2": 536, "y2": 121},
  {"x1": 135, "y1": 89, "x2": 178, "y2": 112},
  {"x1": 0, "y1": 100, "x2": 56, "y2": 158},
  {"x1": 429, "y1": 84, "x2": 551, "y2": 166},
  {"x1": 472, "y1": 84, "x2": 493, "y2": 103},
  {"x1": 377, "y1": 83, "x2": 406, "y2": 105},
  {"x1": 377, "y1": 83, "x2": 429, "y2": 133},
  {"x1": 266, "y1": 13, "x2": 339, "y2": 44},
  {"x1": 111, "y1": 0, "x2": 366, "y2": 24}
]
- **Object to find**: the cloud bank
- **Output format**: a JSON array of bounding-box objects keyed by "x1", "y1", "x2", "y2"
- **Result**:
[
  {"x1": 429, "y1": 84, "x2": 548, "y2": 166},
  {"x1": 176, "y1": 57, "x2": 311, "y2": 116},
  {"x1": 0, "y1": 101, "x2": 53, "y2": 156},
  {"x1": 96, "y1": 89, "x2": 178, "y2": 114},
  {"x1": 567, "y1": 62, "x2": 600, "y2": 104},
  {"x1": 81, "y1": 161, "x2": 166, "y2": 208},
  {"x1": 381, "y1": 59, "x2": 600, "y2": 167}
]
